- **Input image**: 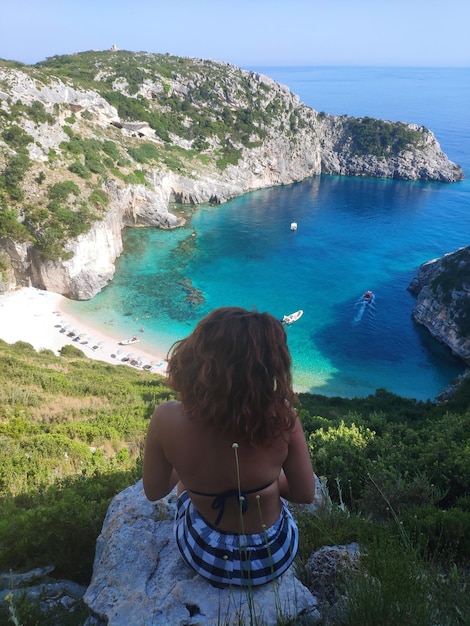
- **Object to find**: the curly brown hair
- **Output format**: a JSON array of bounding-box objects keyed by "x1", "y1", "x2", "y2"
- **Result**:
[{"x1": 166, "y1": 307, "x2": 297, "y2": 445}]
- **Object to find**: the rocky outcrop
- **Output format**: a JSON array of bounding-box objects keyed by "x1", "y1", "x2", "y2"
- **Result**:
[
  {"x1": 1, "y1": 478, "x2": 360, "y2": 625},
  {"x1": 408, "y1": 246, "x2": 470, "y2": 363},
  {"x1": 319, "y1": 117, "x2": 463, "y2": 183},
  {"x1": 0, "y1": 566, "x2": 88, "y2": 623},
  {"x1": 83, "y1": 481, "x2": 322, "y2": 625}
]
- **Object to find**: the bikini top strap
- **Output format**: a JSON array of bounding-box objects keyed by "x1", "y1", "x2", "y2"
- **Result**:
[{"x1": 189, "y1": 482, "x2": 273, "y2": 526}]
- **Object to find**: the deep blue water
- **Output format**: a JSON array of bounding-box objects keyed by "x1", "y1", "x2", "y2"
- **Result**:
[{"x1": 65, "y1": 67, "x2": 470, "y2": 399}]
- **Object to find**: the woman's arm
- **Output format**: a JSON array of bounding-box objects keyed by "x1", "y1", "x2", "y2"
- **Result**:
[
  {"x1": 142, "y1": 403, "x2": 180, "y2": 501},
  {"x1": 280, "y1": 415, "x2": 315, "y2": 503}
]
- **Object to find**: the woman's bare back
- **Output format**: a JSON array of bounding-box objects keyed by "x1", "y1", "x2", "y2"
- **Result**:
[{"x1": 156, "y1": 401, "x2": 288, "y2": 532}]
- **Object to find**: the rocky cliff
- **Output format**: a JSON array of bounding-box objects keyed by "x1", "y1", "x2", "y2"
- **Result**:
[
  {"x1": 408, "y1": 246, "x2": 470, "y2": 363},
  {"x1": 0, "y1": 50, "x2": 464, "y2": 299},
  {"x1": 82, "y1": 479, "x2": 360, "y2": 625}
]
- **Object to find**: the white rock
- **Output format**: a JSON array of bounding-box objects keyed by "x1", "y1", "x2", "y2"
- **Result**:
[{"x1": 84, "y1": 481, "x2": 321, "y2": 626}]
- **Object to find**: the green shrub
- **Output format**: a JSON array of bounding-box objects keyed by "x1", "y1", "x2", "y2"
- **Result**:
[
  {"x1": 84, "y1": 155, "x2": 106, "y2": 176},
  {"x1": 308, "y1": 419, "x2": 375, "y2": 499},
  {"x1": 48, "y1": 180, "x2": 80, "y2": 202},
  {"x1": 26, "y1": 100, "x2": 54, "y2": 124},
  {"x1": 127, "y1": 142, "x2": 161, "y2": 163},
  {"x1": 401, "y1": 505, "x2": 470, "y2": 566},
  {"x1": 101, "y1": 140, "x2": 121, "y2": 160},
  {"x1": 89, "y1": 188, "x2": 110, "y2": 207},
  {"x1": 35, "y1": 170, "x2": 46, "y2": 184},
  {"x1": 346, "y1": 117, "x2": 423, "y2": 157},
  {"x1": 2, "y1": 152, "x2": 31, "y2": 195},
  {"x1": 59, "y1": 344, "x2": 86, "y2": 357},
  {"x1": 39, "y1": 348, "x2": 56, "y2": 357},
  {"x1": 0, "y1": 470, "x2": 139, "y2": 582},
  {"x1": 359, "y1": 470, "x2": 448, "y2": 521},
  {"x1": 68, "y1": 160, "x2": 91, "y2": 179},
  {"x1": 1, "y1": 124, "x2": 33, "y2": 149},
  {"x1": 62, "y1": 125, "x2": 74, "y2": 138},
  {"x1": 123, "y1": 169, "x2": 147, "y2": 185},
  {"x1": 216, "y1": 145, "x2": 242, "y2": 170},
  {"x1": 0, "y1": 207, "x2": 31, "y2": 241},
  {"x1": 10, "y1": 341, "x2": 36, "y2": 354}
]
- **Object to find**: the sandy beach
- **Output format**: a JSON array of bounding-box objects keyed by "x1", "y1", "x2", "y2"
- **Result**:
[{"x1": 0, "y1": 287, "x2": 168, "y2": 375}]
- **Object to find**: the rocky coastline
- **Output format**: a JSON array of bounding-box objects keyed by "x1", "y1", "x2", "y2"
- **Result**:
[
  {"x1": 408, "y1": 246, "x2": 470, "y2": 391},
  {"x1": 0, "y1": 51, "x2": 464, "y2": 300}
]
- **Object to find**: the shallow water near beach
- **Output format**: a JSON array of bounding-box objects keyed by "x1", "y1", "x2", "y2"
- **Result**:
[{"x1": 64, "y1": 67, "x2": 470, "y2": 399}]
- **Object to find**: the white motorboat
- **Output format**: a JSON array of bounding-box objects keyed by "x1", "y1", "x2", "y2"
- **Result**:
[
  {"x1": 282, "y1": 309, "x2": 303, "y2": 325},
  {"x1": 118, "y1": 336, "x2": 141, "y2": 345}
]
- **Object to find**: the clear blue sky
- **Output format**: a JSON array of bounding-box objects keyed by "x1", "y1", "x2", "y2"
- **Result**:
[{"x1": 1, "y1": 0, "x2": 469, "y2": 67}]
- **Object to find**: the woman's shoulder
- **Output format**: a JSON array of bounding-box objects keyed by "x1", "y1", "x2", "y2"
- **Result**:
[
  {"x1": 150, "y1": 401, "x2": 184, "y2": 432},
  {"x1": 154, "y1": 400, "x2": 182, "y2": 416}
]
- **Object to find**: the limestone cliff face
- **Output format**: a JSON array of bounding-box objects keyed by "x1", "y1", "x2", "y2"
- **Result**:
[
  {"x1": 408, "y1": 247, "x2": 470, "y2": 363},
  {"x1": 29, "y1": 201, "x2": 123, "y2": 300},
  {"x1": 0, "y1": 52, "x2": 465, "y2": 299},
  {"x1": 0, "y1": 178, "x2": 185, "y2": 299},
  {"x1": 320, "y1": 117, "x2": 462, "y2": 182}
]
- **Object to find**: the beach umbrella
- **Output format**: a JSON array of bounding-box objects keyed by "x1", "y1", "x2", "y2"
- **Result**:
[{"x1": 116, "y1": 349, "x2": 124, "y2": 356}]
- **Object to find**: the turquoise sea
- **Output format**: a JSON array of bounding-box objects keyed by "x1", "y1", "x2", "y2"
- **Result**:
[{"x1": 64, "y1": 67, "x2": 470, "y2": 400}]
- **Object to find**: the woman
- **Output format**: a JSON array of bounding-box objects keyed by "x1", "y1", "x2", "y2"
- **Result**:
[{"x1": 143, "y1": 307, "x2": 315, "y2": 587}]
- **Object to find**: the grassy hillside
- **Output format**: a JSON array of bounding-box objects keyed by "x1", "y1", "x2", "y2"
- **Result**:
[
  {"x1": 0, "y1": 338, "x2": 469, "y2": 624},
  {"x1": 0, "y1": 340, "x2": 173, "y2": 580}
]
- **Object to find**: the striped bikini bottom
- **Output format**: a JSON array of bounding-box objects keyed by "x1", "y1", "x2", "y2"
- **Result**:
[{"x1": 174, "y1": 490, "x2": 299, "y2": 587}]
